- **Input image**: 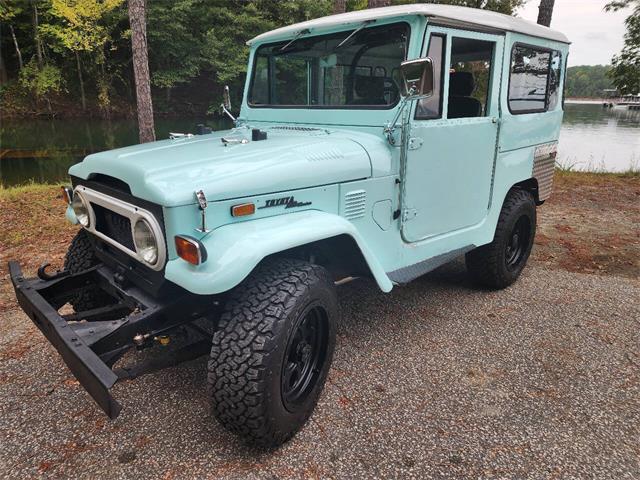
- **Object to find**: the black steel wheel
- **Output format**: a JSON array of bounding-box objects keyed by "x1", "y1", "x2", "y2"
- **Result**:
[
  {"x1": 466, "y1": 188, "x2": 536, "y2": 289},
  {"x1": 505, "y1": 216, "x2": 531, "y2": 271},
  {"x1": 208, "y1": 258, "x2": 338, "y2": 448},
  {"x1": 281, "y1": 305, "x2": 329, "y2": 412}
]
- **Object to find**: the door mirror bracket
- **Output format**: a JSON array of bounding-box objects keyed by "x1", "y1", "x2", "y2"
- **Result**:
[{"x1": 221, "y1": 85, "x2": 237, "y2": 123}]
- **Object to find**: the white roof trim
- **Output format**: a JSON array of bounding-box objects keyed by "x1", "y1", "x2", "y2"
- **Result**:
[{"x1": 247, "y1": 4, "x2": 570, "y2": 46}]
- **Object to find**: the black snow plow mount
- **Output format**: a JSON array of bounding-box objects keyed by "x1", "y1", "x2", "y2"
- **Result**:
[{"x1": 8, "y1": 261, "x2": 215, "y2": 419}]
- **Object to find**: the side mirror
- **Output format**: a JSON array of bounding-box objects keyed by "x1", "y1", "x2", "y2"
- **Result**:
[
  {"x1": 399, "y1": 57, "x2": 434, "y2": 99},
  {"x1": 222, "y1": 85, "x2": 232, "y2": 110}
]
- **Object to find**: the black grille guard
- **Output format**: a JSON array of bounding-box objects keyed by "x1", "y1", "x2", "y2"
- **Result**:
[{"x1": 8, "y1": 261, "x2": 214, "y2": 419}]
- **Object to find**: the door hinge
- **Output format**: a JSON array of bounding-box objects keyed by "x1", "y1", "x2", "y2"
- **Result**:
[
  {"x1": 408, "y1": 137, "x2": 423, "y2": 150},
  {"x1": 402, "y1": 208, "x2": 418, "y2": 222}
]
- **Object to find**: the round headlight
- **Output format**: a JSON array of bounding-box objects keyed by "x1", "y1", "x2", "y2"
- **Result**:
[
  {"x1": 133, "y1": 219, "x2": 158, "y2": 265},
  {"x1": 72, "y1": 191, "x2": 90, "y2": 227}
]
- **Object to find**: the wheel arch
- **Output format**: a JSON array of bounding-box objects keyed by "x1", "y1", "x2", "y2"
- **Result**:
[
  {"x1": 512, "y1": 177, "x2": 543, "y2": 205},
  {"x1": 164, "y1": 210, "x2": 393, "y2": 295}
]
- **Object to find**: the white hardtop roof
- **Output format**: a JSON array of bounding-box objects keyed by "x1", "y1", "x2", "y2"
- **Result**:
[{"x1": 248, "y1": 4, "x2": 569, "y2": 45}]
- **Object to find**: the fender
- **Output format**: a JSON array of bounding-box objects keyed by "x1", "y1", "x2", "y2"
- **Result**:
[{"x1": 164, "y1": 210, "x2": 393, "y2": 295}]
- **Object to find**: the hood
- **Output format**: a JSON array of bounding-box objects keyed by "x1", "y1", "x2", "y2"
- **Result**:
[{"x1": 69, "y1": 126, "x2": 373, "y2": 206}]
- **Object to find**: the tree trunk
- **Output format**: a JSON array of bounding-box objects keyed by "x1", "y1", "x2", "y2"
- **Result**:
[
  {"x1": 33, "y1": 2, "x2": 43, "y2": 68},
  {"x1": 537, "y1": 0, "x2": 555, "y2": 27},
  {"x1": 128, "y1": 0, "x2": 155, "y2": 143},
  {"x1": 367, "y1": 0, "x2": 391, "y2": 7},
  {"x1": 9, "y1": 25, "x2": 23, "y2": 70},
  {"x1": 76, "y1": 52, "x2": 87, "y2": 111},
  {"x1": 333, "y1": 0, "x2": 346, "y2": 14}
]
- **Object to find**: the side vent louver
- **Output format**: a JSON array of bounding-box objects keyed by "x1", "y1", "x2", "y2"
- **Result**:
[{"x1": 343, "y1": 190, "x2": 367, "y2": 220}]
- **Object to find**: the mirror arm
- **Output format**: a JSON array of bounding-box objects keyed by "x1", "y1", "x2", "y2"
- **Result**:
[{"x1": 220, "y1": 104, "x2": 237, "y2": 123}]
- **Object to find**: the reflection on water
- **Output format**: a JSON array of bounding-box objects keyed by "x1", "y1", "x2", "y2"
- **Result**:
[
  {"x1": 1, "y1": 104, "x2": 639, "y2": 186},
  {"x1": 559, "y1": 102, "x2": 640, "y2": 172},
  {"x1": 0, "y1": 117, "x2": 231, "y2": 187}
]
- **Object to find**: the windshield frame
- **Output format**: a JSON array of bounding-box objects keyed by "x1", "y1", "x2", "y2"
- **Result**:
[{"x1": 246, "y1": 21, "x2": 411, "y2": 111}]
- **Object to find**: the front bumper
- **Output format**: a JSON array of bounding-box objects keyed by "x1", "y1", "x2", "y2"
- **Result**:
[{"x1": 8, "y1": 261, "x2": 213, "y2": 419}]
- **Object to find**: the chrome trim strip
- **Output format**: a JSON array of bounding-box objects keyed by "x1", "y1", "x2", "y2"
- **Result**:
[{"x1": 73, "y1": 186, "x2": 167, "y2": 271}]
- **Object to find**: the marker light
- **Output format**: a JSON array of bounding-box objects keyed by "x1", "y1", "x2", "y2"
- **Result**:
[
  {"x1": 231, "y1": 203, "x2": 256, "y2": 217},
  {"x1": 175, "y1": 235, "x2": 207, "y2": 265},
  {"x1": 61, "y1": 186, "x2": 73, "y2": 205}
]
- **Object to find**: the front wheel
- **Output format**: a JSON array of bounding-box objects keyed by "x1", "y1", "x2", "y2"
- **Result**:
[
  {"x1": 207, "y1": 258, "x2": 338, "y2": 447},
  {"x1": 466, "y1": 188, "x2": 536, "y2": 289}
]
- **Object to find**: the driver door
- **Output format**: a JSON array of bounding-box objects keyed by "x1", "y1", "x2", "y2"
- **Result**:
[{"x1": 402, "y1": 27, "x2": 504, "y2": 242}]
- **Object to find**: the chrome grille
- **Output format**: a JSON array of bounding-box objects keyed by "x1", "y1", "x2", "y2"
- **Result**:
[{"x1": 92, "y1": 203, "x2": 134, "y2": 251}]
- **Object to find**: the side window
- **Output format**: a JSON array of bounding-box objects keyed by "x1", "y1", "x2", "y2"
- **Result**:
[
  {"x1": 547, "y1": 50, "x2": 562, "y2": 110},
  {"x1": 415, "y1": 34, "x2": 445, "y2": 120},
  {"x1": 251, "y1": 56, "x2": 269, "y2": 105},
  {"x1": 447, "y1": 37, "x2": 494, "y2": 119},
  {"x1": 508, "y1": 45, "x2": 551, "y2": 113}
]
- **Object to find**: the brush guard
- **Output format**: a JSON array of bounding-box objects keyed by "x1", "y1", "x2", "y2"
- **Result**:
[{"x1": 8, "y1": 261, "x2": 215, "y2": 419}]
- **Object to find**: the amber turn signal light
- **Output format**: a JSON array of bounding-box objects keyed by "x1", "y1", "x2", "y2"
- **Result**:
[
  {"x1": 231, "y1": 202, "x2": 255, "y2": 217},
  {"x1": 61, "y1": 186, "x2": 73, "y2": 205},
  {"x1": 175, "y1": 235, "x2": 207, "y2": 265}
]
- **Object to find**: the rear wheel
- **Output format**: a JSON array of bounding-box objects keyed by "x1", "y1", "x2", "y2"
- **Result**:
[
  {"x1": 207, "y1": 258, "x2": 338, "y2": 447},
  {"x1": 64, "y1": 230, "x2": 112, "y2": 312},
  {"x1": 466, "y1": 188, "x2": 536, "y2": 289}
]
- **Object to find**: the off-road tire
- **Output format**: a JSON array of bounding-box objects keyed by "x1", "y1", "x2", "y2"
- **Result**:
[
  {"x1": 207, "y1": 258, "x2": 338, "y2": 448},
  {"x1": 64, "y1": 230, "x2": 112, "y2": 312},
  {"x1": 466, "y1": 188, "x2": 536, "y2": 289}
]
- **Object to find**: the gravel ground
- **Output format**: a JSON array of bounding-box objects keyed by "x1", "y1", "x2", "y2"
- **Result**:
[{"x1": 0, "y1": 260, "x2": 639, "y2": 479}]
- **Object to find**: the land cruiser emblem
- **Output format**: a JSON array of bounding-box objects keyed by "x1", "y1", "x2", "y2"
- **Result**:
[{"x1": 258, "y1": 196, "x2": 312, "y2": 210}]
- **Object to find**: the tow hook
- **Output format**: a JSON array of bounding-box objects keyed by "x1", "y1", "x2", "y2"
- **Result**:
[{"x1": 37, "y1": 263, "x2": 70, "y2": 281}]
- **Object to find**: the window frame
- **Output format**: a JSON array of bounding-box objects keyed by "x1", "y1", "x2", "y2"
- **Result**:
[
  {"x1": 414, "y1": 33, "x2": 447, "y2": 120},
  {"x1": 246, "y1": 21, "x2": 411, "y2": 110},
  {"x1": 507, "y1": 42, "x2": 556, "y2": 115}
]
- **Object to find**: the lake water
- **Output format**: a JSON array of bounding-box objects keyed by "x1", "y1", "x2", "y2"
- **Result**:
[{"x1": 1, "y1": 103, "x2": 639, "y2": 187}]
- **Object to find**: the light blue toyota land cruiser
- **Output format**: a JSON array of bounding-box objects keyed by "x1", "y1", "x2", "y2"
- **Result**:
[{"x1": 9, "y1": 5, "x2": 569, "y2": 447}]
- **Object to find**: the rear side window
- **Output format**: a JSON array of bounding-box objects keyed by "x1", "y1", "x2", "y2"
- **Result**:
[{"x1": 508, "y1": 45, "x2": 552, "y2": 113}]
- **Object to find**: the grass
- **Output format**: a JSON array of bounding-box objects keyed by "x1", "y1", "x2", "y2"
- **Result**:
[{"x1": 0, "y1": 181, "x2": 64, "y2": 201}]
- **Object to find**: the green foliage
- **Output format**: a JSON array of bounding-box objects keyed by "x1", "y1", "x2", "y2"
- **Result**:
[
  {"x1": 565, "y1": 65, "x2": 615, "y2": 98},
  {"x1": 19, "y1": 59, "x2": 63, "y2": 97},
  {"x1": 1, "y1": 0, "x2": 529, "y2": 116},
  {"x1": 41, "y1": 0, "x2": 124, "y2": 53},
  {"x1": 606, "y1": 0, "x2": 640, "y2": 94}
]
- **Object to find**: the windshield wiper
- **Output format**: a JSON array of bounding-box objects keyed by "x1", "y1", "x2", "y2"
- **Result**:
[
  {"x1": 335, "y1": 20, "x2": 375, "y2": 50},
  {"x1": 280, "y1": 28, "x2": 311, "y2": 51}
]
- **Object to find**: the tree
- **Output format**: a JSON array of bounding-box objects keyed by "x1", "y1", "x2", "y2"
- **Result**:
[
  {"x1": 606, "y1": 0, "x2": 640, "y2": 94},
  {"x1": 368, "y1": 0, "x2": 390, "y2": 7},
  {"x1": 147, "y1": 0, "x2": 201, "y2": 103},
  {"x1": 0, "y1": 1, "x2": 24, "y2": 70},
  {"x1": 537, "y1": 0, "x2": 555, "y2": 26},
  {"x1": 128, "y1": 0, "x2": 155, "y2": 143},
  {"x1": 41, "y1": 0, "x2": 125, "y2": 111},
  {"x1": 334, "y1": 0, "x2": 346, "y2": 13}
]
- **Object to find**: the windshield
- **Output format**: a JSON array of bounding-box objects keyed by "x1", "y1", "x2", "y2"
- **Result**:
[{"x1": 248, "y1": 23, "x2": 409, "y2": 109}]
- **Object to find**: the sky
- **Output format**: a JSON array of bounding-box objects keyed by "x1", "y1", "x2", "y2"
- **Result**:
[{"x1": 516, "y1": 0, "x2": 630, "y2": 66}]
